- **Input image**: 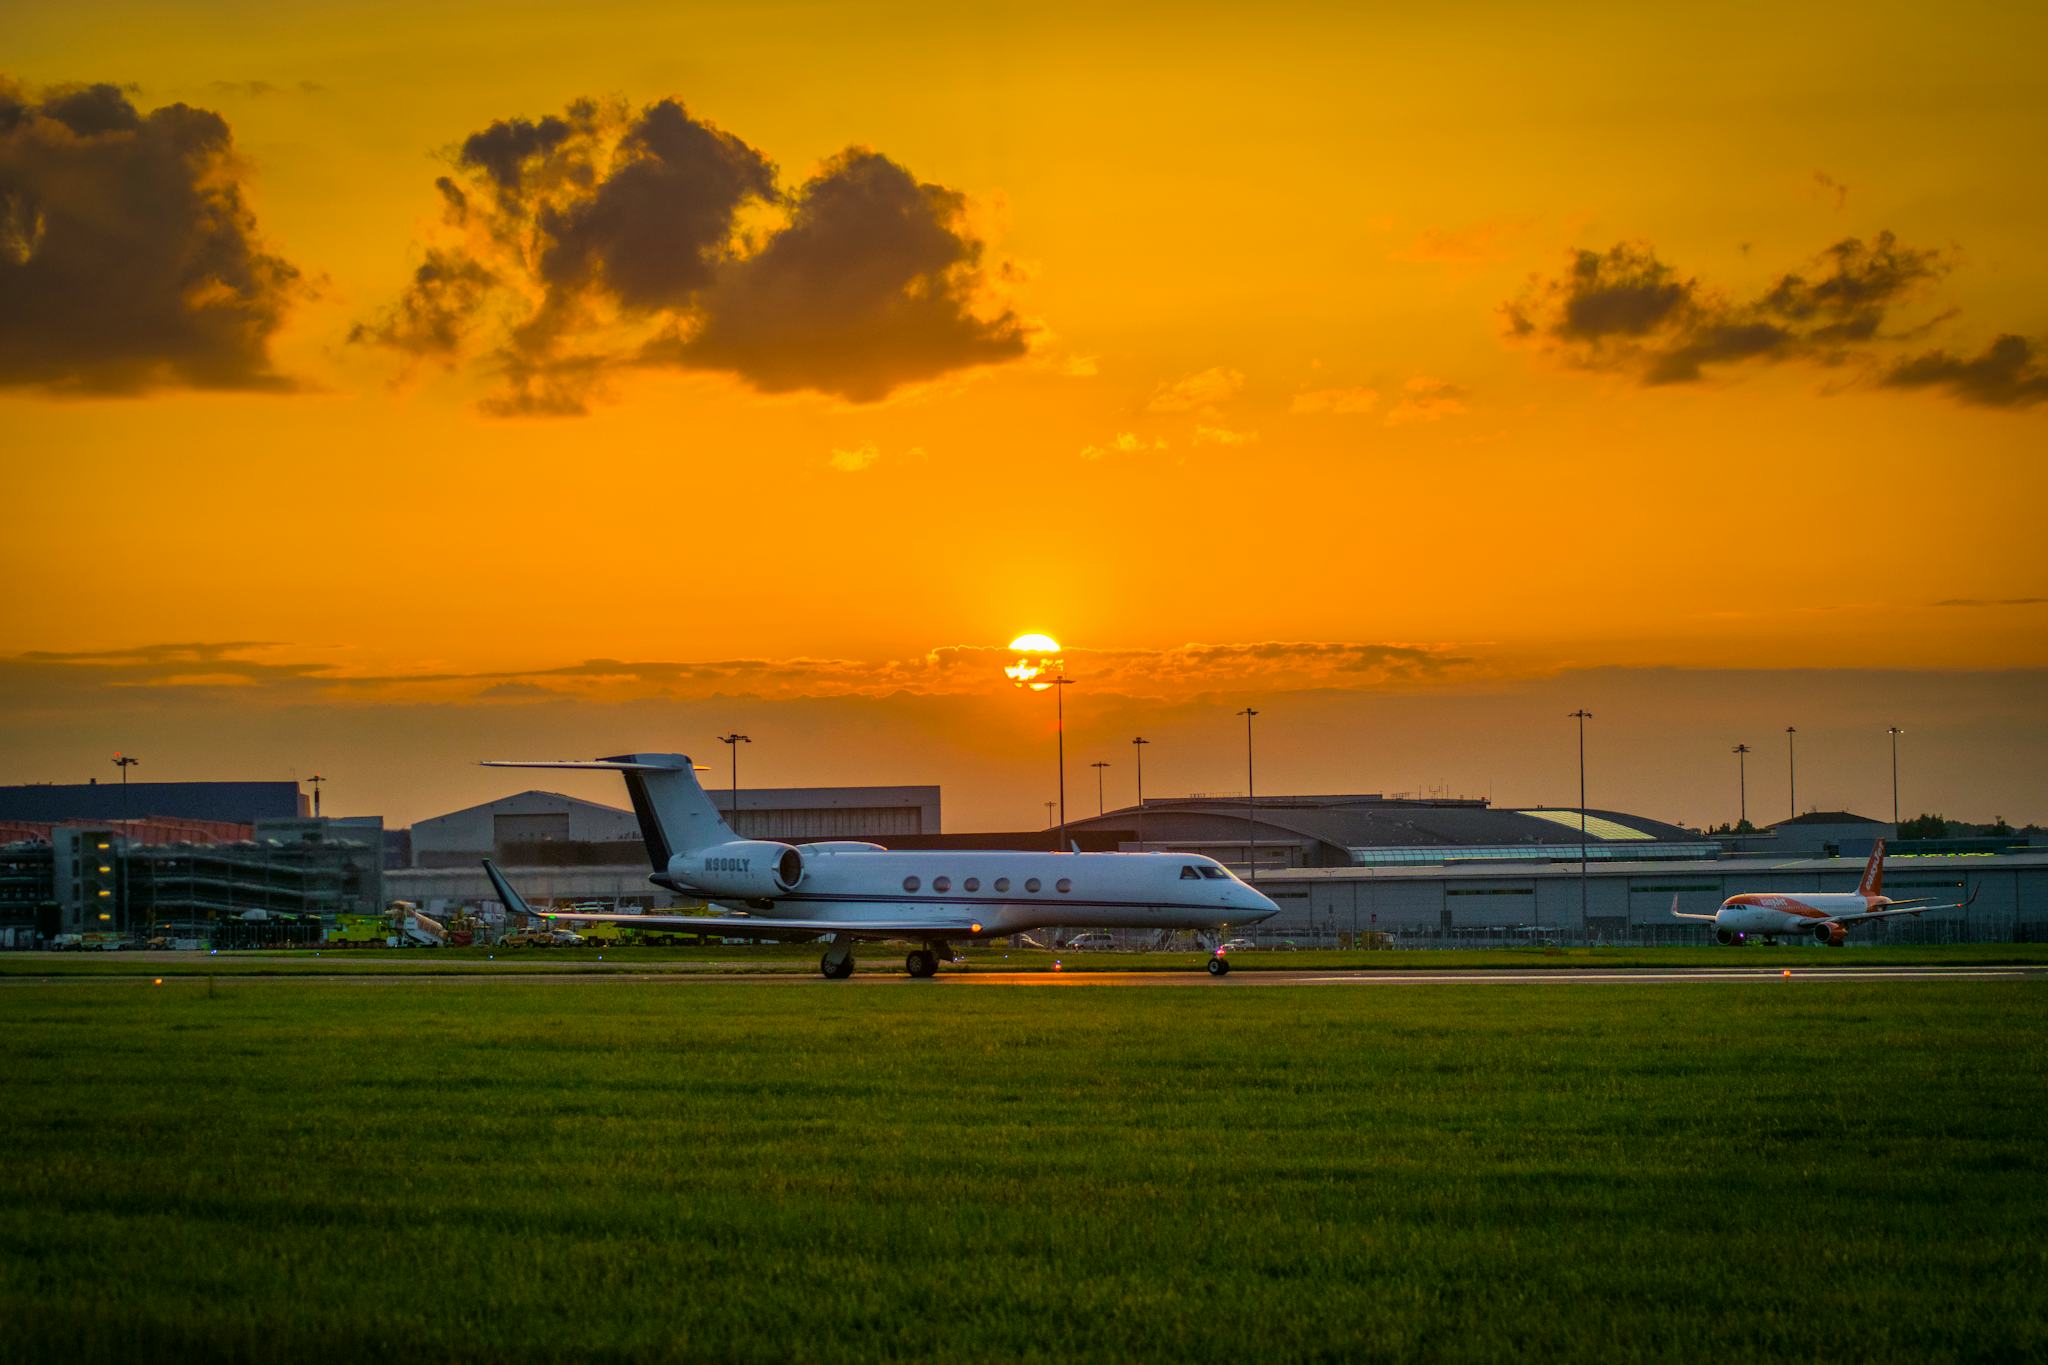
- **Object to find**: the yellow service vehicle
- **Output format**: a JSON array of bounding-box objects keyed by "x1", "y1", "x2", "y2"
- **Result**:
[{"x1": 326, "y1": 913, "x2": 394, "y2": 947}]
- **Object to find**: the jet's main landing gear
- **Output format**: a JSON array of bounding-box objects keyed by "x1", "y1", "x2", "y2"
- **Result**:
[
  {"x1": 1206, "y1": 954, "x2": 1231, "y2": 977},
  {"x1": 905, "y1": 948, "x2": 939, "y2": 978}
]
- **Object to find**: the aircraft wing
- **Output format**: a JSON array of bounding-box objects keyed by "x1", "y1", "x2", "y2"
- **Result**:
[
  {"x1": 1669, "y1": 894, "x2": 1718, "y2": 922},
  {"x1": 534, "y1": 909, "x2": 986, "y2": 942},
  {"x1": 1847, "y1": 887, "x2": 1980, "y2": 923}
]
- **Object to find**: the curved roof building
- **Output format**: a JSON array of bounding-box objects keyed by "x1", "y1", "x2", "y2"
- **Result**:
[{"x1": 1061, "y1": 793, "x2": 1714, "y2": 872}]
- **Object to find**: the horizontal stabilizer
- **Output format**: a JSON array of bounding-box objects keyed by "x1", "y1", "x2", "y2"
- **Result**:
[{"x1": 482, "y1": 757, "x2": 697, "y2": 772}]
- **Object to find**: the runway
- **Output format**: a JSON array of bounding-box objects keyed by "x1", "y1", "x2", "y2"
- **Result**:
[{"x1": 7, "y1": 965, "x2": 2042, "y2": 987}]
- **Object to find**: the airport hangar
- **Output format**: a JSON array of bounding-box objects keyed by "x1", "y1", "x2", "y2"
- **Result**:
[{"x1": 389, "y1": 789, "x2": 2048, "y2": 946}]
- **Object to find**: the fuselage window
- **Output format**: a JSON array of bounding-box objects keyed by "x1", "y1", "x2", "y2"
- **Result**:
[
  {"x1": 1199, "y1": 867, "x2": 1228, "y2": 880},
  {"x1": 1025, "y1": 878, "x2": 1041, "y2": 893},
  {"x1": 933, "y1": 876, "x2": 951, "y2": 893},
  {"x1": 994, "y1": 877, "x2": 1011, "y2": 892},
  {"x1": 1056, "y1": 878, "x2": 1072, "y2": 894},
  {"x1": 964, "y1": 877, "x2": 980, "y2": 892},
  {"x1": 1180, "y1": 865, "x2": 1200, "y2": 880},
  {"x1": 903, "y1": 876, "x2": 921, "y2": 893}
]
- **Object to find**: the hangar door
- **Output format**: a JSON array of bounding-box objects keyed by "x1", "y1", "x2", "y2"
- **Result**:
[{"x1": 495, "y1": 812, "x2": 570, "y2": 854}]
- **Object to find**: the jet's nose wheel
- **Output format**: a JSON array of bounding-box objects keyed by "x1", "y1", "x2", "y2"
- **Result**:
[
  {"x1": 1206, "y1": 955, "x2": 1231, "y2": 977},
  {"x1": 819, "y1": 952, "x2": 855, "y2": 979},
  {"x1": 905, "y1": 948, "x2": 939, "y2": 978}
]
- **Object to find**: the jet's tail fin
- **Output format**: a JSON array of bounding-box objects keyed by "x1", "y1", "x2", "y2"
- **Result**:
[
  {"x1": 1857, "y1": 838, "x2": 1887, "y2": 898},
  {"x1": 479, "y1": 754, "x2": 734, "y2": 870}
]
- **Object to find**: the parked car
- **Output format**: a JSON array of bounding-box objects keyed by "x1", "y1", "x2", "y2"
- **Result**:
[
  {"x1": 1218, "y1": 938, "x2": 1257, "y2": 953},
  {"x1": 1061, "y1": 932, "x2": 1117, "y2": 951}
]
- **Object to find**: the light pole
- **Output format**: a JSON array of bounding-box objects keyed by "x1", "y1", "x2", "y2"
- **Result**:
[
  {"x1": 1090, "y1": 760, "x2": 1110, "y2": 816},
  {"x1": 307, "y1": 773, "x2": 326, "y2": 819},
  {"x1": 716, "y1": 734, "x2": 750, "y2": 830},
  {"x1": 1049, "y1": 677, "x2": 1073, "y2": 849},
  {"x1": 1236, "y1": 708, "x2": 1259, "y2": 881},
  {"x1": 1785, "y1": 727, "x2": 1797, "y2": 819},
  {"x1": 1131, "y1": 736, "x2": 1150, "y2": 850},
  {"x1": 112, "y1": 753, "x2": 138, "y2": 938},
  {"x1": 1569, "y1": 710, "x2": 1592, "y2": 930},
  {"x1": 1732, "y1": 743, "x2": 1751, "y2": 828},
  {"x1": 1888, "y1": 726, "x2": 1903, "y2": 826}
]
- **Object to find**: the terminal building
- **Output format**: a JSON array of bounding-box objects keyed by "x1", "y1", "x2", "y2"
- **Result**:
[{"x1": 0, "y1": 818, "x2": 386, "y2": 948}]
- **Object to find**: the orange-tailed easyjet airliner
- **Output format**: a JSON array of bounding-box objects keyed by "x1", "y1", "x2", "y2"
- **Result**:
[{"x1": 1672, "y1": 840, "x2": 1978, "y2": 946}]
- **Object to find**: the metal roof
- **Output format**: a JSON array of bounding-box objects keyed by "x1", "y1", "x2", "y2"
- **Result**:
[{"x1": 0, "y1": 781, "x2": 304, "y2": 824}]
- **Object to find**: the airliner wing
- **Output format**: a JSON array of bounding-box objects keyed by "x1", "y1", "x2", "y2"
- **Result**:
[
  {"x1": 1669, "y1": 894, "x2": 1718, "y2": 922},
  {"x1": 534, "y1": 909, "x2": 985, "y2": 942},
  {"x1": 1847, "y1": 887, "x2": 1980, "y2": 922}
]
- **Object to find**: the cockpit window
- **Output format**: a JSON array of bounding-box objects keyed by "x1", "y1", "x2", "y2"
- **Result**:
[
  {"x1": 1180, "y1": 866, "x2": 1201, "y2": 880},
  {"x1": 1199, "y1": 866, "x2": 1228, "y2": 880}
]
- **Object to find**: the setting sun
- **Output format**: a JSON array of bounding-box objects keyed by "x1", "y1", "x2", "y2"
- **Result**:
[{"x1": 1005, "y1": 634, "x2": 1063, "y2": 691}]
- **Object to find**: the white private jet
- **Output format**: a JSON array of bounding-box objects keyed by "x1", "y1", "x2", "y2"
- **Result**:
[
  {"x1": 478, "y1": 752, "x2": 1278, "y2": 978},
  {"x1": 1671, "y1": 839, "x2": 1977, "y2": 946}
]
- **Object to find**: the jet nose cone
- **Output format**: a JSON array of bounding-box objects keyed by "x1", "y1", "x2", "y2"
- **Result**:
[{"x1": 1239, "y1": 886, "x2": 1280, "y2": 922}]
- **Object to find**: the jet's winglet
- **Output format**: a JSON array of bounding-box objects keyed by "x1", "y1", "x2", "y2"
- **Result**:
[
  {"x1": 481, "y1": 858, "x2": 534, "y2": 917},
  {"x1": 1669, "y1": 893, "x2": 1718, "y2": 922}
]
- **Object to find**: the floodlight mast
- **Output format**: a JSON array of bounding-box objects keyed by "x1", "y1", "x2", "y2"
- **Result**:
[
  {"x1": 1236, "y1": 708, "x2": 1259, "y2": 881},
  {"x1": 1569, "y1": 711, "x2": 1592, "y2": 928},
  {"x1": 1785, "y1": 726, "x2": 1797, "y2": 819},
  {"x1": 716, "y1": 734, "x2": 750, "y2": 829},
  {"x1": 1732, "y1": 743, "x2": 1752, "y2": 826},
  {"x1": 1131, "y1": 736, "x2": 1150, "y2": 850}
]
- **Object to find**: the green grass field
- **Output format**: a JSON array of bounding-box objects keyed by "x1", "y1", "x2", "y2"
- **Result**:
[
  {"x1": 7, "y1": 941, "x2": 2048, "y2": 976},
  {"x1": 3, "y1": 979, "x2": 2044, "y2": 1362}
]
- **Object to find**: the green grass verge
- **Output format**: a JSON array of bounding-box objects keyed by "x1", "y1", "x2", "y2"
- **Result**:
[
  {"x1": 6, "y1": 942, "x2": 2048, "y2": 977},
  {"x1": 2, "y1": 980, "x2": 2043, "y2": 1362}
]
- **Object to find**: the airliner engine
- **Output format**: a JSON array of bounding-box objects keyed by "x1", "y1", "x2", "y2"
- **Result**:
[
  {"x1": 1813, "y1": 922, "x2": 1848, "y2": 947},
  {"x1": 671, "y1": 841, "x2": 804, "y2": 899}
]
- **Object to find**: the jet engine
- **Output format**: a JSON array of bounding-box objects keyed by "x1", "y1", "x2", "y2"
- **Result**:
[
  {"x1": 1813, "y1": 921, "x2": 1847, "y2": 947},
  {"x1": 1716, "y1": 928, "x2": 1738, "y2": 946},
  {"x1": 670, "y1": 841, "x2": 804, "y2": 899}
]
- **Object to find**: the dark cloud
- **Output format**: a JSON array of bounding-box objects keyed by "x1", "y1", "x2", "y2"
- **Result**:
[
  {"x1": 359, "y1": 97, "x2": 1028, "y2": 412},
  {"x1": 432, "y1": 175, "x2": 467, "y2": 221},
  {"x1": 347, "y1": 248, "x2": 496, "y2": 358},
  {"x1": 0, "y1": 77, "x2": 301, "y2": 394},
  {"x1": 1934, "y1": 596, "x2": 2048, "y2": 608},
  {"x1": 1754, "y1": 233, "x2": 1945, "y2": 343},
  {"x1": 457, "y1": 113, "x2": 576, "y2": 192},
  {"x1": 536, "y1": 99, "x2": 776, "y2": 310},
  {"x1": 1504, "y1": 231, "x2": 1978, "y2": 395},
  {"x1": 1883, "y1": 334, "x2": 2048, "y2": 409},
  {"x1": 660, "y1": 149, "x2": 1028, "y2": 400}
]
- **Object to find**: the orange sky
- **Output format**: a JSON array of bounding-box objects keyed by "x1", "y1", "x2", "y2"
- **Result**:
[{"x1": 2, "y1": 2, "x2": 2044, "y2": 826}]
